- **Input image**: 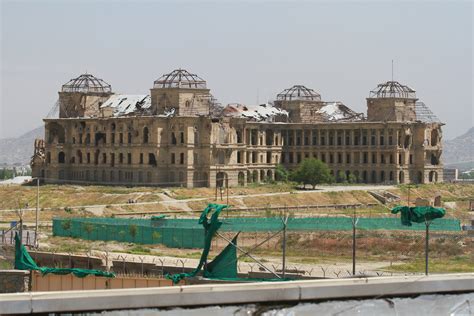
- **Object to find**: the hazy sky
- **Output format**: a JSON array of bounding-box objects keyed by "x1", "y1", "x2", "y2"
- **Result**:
[{"x1": 1, "y1": 1, "x2": 472, "y2": 140}]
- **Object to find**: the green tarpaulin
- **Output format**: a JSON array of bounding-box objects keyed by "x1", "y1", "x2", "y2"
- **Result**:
[
  {"x1": 205, "y1": 234, "x2": 238, "y2": 279},
  {"x1": 167, "y1": 203, "x2": 235, "y2": 284},
  {"x1": 391, "y1": 206, "x2": 446, "y2": 226},
  {"x1": 14, "y1": 233, "x2": 114, "y2": 278}
]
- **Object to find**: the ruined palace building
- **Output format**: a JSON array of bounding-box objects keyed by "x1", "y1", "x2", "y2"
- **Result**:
[{"x1": 31, "y1": 68, "x2": 444, "y2": 187}]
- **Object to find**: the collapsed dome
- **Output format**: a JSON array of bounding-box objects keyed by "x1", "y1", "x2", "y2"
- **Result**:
[
  {"x1": 61, "y1": 74, "x2": 112, "y2": 93},
  {"x1": 276, "y1": 85, "x2": 321, "y2": 101},
  {"x1": 154, "y1": 68, "x2": 207, "y2": 89},
  {"x1": 369, "y1": 81, "x2": 416, "y2": 99}
]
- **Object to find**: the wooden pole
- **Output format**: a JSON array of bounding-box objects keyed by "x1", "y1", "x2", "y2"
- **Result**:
[
  {"x1": 282, "y1": 215, "x2": 288, "y2": 278},
  {"x1": 35, "y1": 178, "x2": 39, "y2": 247},
  {"x1": 425, "y1": 220, "x2": 430, "y2": 275}
]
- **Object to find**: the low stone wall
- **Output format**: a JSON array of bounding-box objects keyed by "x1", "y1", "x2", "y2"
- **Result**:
[{"x1": 0, "y1": 270, "x2": 30, "y2": 293}]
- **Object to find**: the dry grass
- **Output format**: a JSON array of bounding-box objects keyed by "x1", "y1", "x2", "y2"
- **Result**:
[{"x1": 0, "y1": 184, "x2": 163, "y2": 210}]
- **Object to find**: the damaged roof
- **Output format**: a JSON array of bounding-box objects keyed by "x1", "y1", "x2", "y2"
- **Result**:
[
  {"x1": 100, "y1": 94, "x2": 151, "y2": 117},
  {"x1": 222, "y1": 103, "x2": 289, "y2": 122},
  {"x1": 316, "y1": 102, "x2": 364, "y2": 122},
  {"x1": 414, "y1": 102, "x2": 441, "y2": 123}
]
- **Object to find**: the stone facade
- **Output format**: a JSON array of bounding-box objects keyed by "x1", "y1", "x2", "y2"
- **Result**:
[
  {"x1": 0, "y1": 270, "x2": 30, "y2": 293},
  {"x1": 31, "y1": 70, "x2": 444, "y2": 187}
]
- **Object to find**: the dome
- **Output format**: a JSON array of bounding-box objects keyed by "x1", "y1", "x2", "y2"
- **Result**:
[
  {"x1": 153, "y1": 68, "x2": 207, "y2": 89},
  {"x1": 61, "y1": 74, "x2": 112, "y2": 93},
  {"x1": 276, "y1": 85, "x2": 321, "y2": 101},
  {"x1": 369, "y1": 81, "x2": 416, "y2": 99}
]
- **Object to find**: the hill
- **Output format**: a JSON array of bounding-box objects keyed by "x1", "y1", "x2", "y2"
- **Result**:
[
  {"x1": 0, "y1": 126, "x2": 44, "y2": 166},
  {"x1": 443, "y1": 127, "x2": 474, "y2": 169}
]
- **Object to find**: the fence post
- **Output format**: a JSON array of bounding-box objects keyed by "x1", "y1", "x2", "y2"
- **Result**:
[{"x1": 425, "y1": 220, "x2": 431, "y2": 276}]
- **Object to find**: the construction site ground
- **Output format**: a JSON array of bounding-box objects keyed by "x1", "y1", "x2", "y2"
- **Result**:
[{"x1": 1, "y1": 182, "x2": 473, "y2": 275}]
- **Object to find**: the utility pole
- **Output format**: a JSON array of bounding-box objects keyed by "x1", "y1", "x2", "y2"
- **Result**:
[
  {"x1": 425, "y1": 219, "x2": 431, "y2": 275},
  {"x1": 282, "y1": 213, "x2": 289, "y2": 278},
  {"x1": 35, "y1": 177, "x2": 39, "y2": 247},
  {"x1": 226, "y1": 177, "x2": 229, "y2": 205},
  {"x1": 352, "y1": 209, "x2": 358, "y2": 276}
]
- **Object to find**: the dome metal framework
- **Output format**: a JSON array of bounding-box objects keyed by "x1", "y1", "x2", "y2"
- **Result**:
[
  {"x1": 154, "y1": 69, "x2": 207, "y2": 89},
  {"x1": 61, "y1": 74, "x2": 112, "y2": 93},
  {"x1": 369, "y1": 81, "x2": 416, "y2": 99},
  {"x1": 276, "y1": 85, "x2": 321, "y2": 101}
]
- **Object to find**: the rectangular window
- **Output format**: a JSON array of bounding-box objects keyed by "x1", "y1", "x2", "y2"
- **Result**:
[
  {"x1": 297, "y1": 153, "x2": 302, "y2": 163},
  {"x1": 127, "y1": 153, "x2": 132, "y2": 164},
  {"x1": 119, "y1": 133, "x2": 123, "y2": 144},
  {"x1": 363, "y1": 152, "x2": 368, "y2": 164},
  {"x1": 372, "y1": 153, "x2": 377, "y2": 164},
  {"x1": 180, "y1": 153, "x2": 184, "y2": 164},
  {"x1": 119, "y1": 153, "x2": 123, "y2": 164},
  {"x1": 321, "y1": 153, "x2": 326, "y2": 163},
  {"x1": 111, "y1": 153, "x2": 115, "y2": 167},
  {"x1": 409, "y1": 154, "x2": 413, "y2": 164},
  {"x1": 102, "y1": 153, "x2": 107, "y2": 164},
  {"x1": 171, "y1": 153, "x2": 175, "y2": 164},
  {"x1": 237, "y1": 152, "x2": 242, "y2": 163},
  {"x1": 87, "y1": 153, "x2": 91, "y2": 164},
  {"x1": 338, "y1": 153, "x2": 342, "y2": 163},
  {"x1": 180, "y1": 132, "x2": 184, "y2": 144},
  {"x1": 321, "y1": 137, "x2": 326, "y2": 146},
  {"x1": 139, "y1": 153, "x2": 144, "y2": 164},
  {"x1": 289, "y1": 153, "x2": 294, "y2": 163},
  {"x1": 329, "y1": 153, "x2": 334, "y2": 164},
  {"x1": 346, "y1": 154, "x2": 351, "y2": 163}
]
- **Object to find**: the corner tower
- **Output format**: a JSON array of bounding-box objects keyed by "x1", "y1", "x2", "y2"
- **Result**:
[
  {"x1": 58, "y1": 74, "x2": 113, "y2": 118},
  {"x1": 366, "y1": 81, "x2": 417, "y2": 122}
]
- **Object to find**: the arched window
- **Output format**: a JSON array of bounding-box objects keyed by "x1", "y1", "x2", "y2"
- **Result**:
[
  {"x1": 143, "y1": 127, "x2": 149, "y2": 144},
  {"x1": 58, "y1": 152, "x2": 65, "y2": 164},
  {"x1": 76, "y1": 150, "x2": 82, "y2": 164},
  {"x1": 238, "y1": 172, "x2": 245, "y2": 186}
]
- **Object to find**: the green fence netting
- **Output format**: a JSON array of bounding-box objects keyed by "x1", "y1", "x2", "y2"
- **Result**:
[{"x1": 53, "y1": 213, "x2": 460, "y2": 249}]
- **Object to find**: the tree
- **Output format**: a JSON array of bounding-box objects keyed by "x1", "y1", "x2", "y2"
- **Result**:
[
  {"x1": 291, "y1": 158, "x2": 333, "y2": 189},
  {"x1": 348, "y1": 173, "x2": 358, "y2": 184},
  {"x1": 129, "y1": 224, "x2": 138, "y2": 242},
  {"x1": 275, "y1": 164, "x2": 290, "y2": 182},
  {"x1": 61, "y1": 220, "x2": 72, "y2": 236},
  {"x1": 337, "y1": 171, "x2": 347, "y2": 183},
  {"x1": 83, "y1": 223, "x2": 94, "y2": 240}
]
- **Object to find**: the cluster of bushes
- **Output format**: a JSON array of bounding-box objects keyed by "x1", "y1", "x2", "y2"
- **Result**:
[{"x1": 275, "y1": 158, "x2": 360, "y2": 189}]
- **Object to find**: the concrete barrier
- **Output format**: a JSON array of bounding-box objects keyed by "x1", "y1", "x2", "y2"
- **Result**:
[{"x1": 0, "y1": 273, "x2": 473, "y2": 314}]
